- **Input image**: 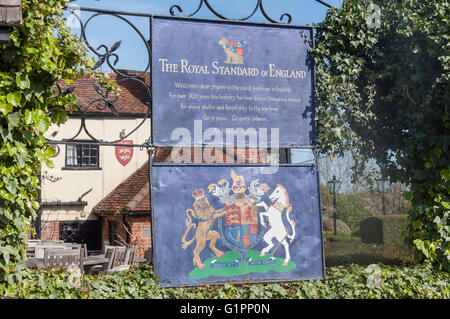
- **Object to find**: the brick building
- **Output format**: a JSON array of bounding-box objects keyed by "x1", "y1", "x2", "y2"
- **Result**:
[
  {"x1": 38, "y1": 70, "x2": 152, "y2": 257},
  {"x1": 36, "y1": 70, "x2": 292, "y2": 259}
]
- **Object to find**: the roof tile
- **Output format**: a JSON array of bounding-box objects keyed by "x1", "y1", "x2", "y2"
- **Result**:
[
  {"x1": 59, "y1": 70, "x2": 150, "y2": 116},
  {"x1": 92, "y1": 147, "x2": 265, "y2": 214}
]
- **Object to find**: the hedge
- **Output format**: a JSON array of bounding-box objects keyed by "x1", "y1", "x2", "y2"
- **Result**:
[
  {"x1": 360, "y1": 215, "x2": 409, "y2": 245},
  {"x1": 0, "y1": 263, "x2": 447, "y2": 299}
]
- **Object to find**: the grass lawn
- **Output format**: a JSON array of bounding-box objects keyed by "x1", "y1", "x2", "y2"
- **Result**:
[{"x1": 324, "y1": 232, "x2": 414, "y2": 267}]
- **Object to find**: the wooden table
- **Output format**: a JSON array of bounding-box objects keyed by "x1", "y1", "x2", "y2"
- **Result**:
[
  {"x1": 26, "y1": 255, "x2": 110, "y2": 271},
  {"x1": 134, "y1": 256, "x2": 148, "y2": 264}
]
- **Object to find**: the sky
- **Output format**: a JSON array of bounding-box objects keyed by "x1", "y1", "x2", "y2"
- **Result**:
[{"x1": 65, "y1": 0, "x2": 341, "y2": 169}]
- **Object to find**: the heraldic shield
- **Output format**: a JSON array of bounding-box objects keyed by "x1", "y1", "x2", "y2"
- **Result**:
[{"x1": 219, "y1": 204, "x2": 264, "y2": 263}]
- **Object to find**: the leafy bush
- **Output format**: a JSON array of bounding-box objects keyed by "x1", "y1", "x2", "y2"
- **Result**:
[
  {"x1": 0, "y1": 0, "x2": 91, "y2": 285},
  {"x1": 378, "y1": 215, "x2": 409, "y2": 245},
  {"x1": 360, "y1": 217, "x2": 383, "y2": 244},
  {"x1": 359, "y1": 215, "x2": 409, "y2": 245},
  {"x1": 313, "y1": 0, "x2": 450, "y2": 270},
  {"x1": 321, "y1": 187, "x2": 372, "y2": 230},
  {"x1": 0, "y1": 264, "x2": 447, "y2": 299}
]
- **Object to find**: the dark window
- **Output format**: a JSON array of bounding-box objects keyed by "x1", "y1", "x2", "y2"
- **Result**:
[
  {"x1": 279, "y1": 149, "x2": 291, "y2": 164},
  {"x1": 108, "y1": 220, "x2": 119, "y2": 246},
  {"x1": 65, "y1": 144, "x2": 99, "y2": 168},
  {"x1": 59, "y1": 221, "x2": 101, "y2": 250}
]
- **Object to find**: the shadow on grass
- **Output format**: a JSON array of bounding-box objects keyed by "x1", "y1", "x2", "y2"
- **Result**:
[{"x1": 324, "y1": 239, "x2": 414, "y2": 267}]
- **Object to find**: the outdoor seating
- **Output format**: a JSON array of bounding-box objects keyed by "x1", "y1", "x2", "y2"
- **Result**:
[
  {"x1": 34, "y1": 241, "x2": 67, "y2": 258},
  {"x1": 27, "y1": 241, "x2": 139, "y2": 275},
  {"x1": 102, "y1": 244, "x2": 116, "y2": 254},
  {"x1": 63, "y1": 243, "x2": 88, "y2": 258},
  {"x1": 88, "y1": 245, "x2": 117, "y2": 275},
  {"x1": 124, "y1": 247, "x2": 136, "y2": 265},
  {"x1": 89, "y1": 246, "x2": 137, "y2": 274},
  {"x1": 26, "y1": 239, "x2": 41, "y2": 257},
  {"x1": 43, "y1": 248, "x2": 85, "y2": 274},
  {"x1": 107, "y1": 246, "x2": 127, "y2": 272}
]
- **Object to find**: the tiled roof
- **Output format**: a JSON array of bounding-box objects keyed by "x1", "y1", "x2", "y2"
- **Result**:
[
  {"x1": 59, "y1": 70, "x2": 150, "y2": 116},
  {"x1": 92, "y1": 147, "x2": 267, "y2": 214},
  {"x1": 92, "y1": 148, "x2": 172, "y2": 214}
]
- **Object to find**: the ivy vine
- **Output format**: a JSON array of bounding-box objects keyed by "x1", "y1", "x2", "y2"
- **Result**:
[
  {"x1": 0, "y1": 0, "x2": 94, "y2": 284},
  {"x1": 312, "y1": 0, "x2": 449, "y2": 270}
]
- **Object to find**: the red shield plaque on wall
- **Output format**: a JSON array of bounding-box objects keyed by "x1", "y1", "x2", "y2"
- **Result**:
[{"x1": 115, "y1": 140, "x2": 133, "y2": 166}]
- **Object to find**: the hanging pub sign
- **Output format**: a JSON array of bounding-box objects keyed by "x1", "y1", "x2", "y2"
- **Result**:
[
  {"x1": 150, "y1": 164, "x2": 324, "y2": 287},
  {"x1": 151, "y1": 16, "x2": 315, "y2": 148},
  {"x1": 115, "y1": 140, "x2": 134, "y2": 166}
]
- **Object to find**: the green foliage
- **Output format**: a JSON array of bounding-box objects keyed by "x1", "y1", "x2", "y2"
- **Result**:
[
  {"x1": 359, "y1": 215, "x2": 409, "y2": 245},
  {"x1": 0, "y1": 264, "x2": 447, "y2": 299},
  {"x1": 321, "y1": 186, "x2": 371, "y2": 230},
  {"x1": 378, "y1": 215, "x2": 409, "y2": 245},
  {"x1": 324, "y1": 231, "x2": 361, "y2": 243},
  {"x1": 312, "y1": 0, "x2": 449, "y2": 270},
  {"x1": 0, "y1": 0, "x2": 91, "y2": 285}
]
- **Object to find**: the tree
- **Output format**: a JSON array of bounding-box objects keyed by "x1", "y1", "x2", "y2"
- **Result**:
[
  {"x1": 0, "y1": 0, "x2": 91, "y2": 287},
  {"x1": 319, "y1": 151, "x2": 379, "y2": 194},
  {"x1": 312, "y1": 0, "x2": 449, "y2": 270}
]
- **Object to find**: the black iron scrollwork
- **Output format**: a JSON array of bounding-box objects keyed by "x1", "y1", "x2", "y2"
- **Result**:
[
  {"x1": 47, "y1": 8, "x2": 152, "y2": 147},
  {"x1": 169, "y1": 0, "x2": 292, "y2": 24},
  {"x1": 169, "y1": 0, "x2": 333, "y2": 23}
]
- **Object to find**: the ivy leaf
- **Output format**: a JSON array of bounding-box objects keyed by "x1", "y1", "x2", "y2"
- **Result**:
[
  {"x1": 4, "y1": 178, "x2": 17, "y2": 195},
  {"x1": 16, "y1": 74, "x2": 30, "y2": 90},
  {"x1": 31, "y1": 201, "x2": 40, "y2": 210},
  {"x1": 0, "y1": 246, "x2": 16, "y2": 256},
  {"x1": 24, "y1": 109, "x2": 33, "y2": 124},
  {"x1": 36, "y1": 118, "x2": 51, "y2": 133},
  {"x1": 0, "y1": 101, "x2": 13, "y2": 115},
  {"x1": 7, "y1": 112, "x2": 21, "y2": 132},
  {"x1": 6, "y1": 92, "x2": 21, "y2": 107}
]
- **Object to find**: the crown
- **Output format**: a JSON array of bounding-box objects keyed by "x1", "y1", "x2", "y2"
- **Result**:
[{"x1": 192, "y1": 189, "x2": 205, "y2": 199}]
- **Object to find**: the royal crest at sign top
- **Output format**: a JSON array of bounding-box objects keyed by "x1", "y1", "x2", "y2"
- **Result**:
[
  {"x1": 151, "y1": 16, "x2": 315, "y2": 147},
  {"x1": 151, "y1": 164, "x2": 324, "y2": 287}
]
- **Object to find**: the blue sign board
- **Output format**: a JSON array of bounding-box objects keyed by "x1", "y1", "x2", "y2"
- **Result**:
[
  {"x1": 151, "y1": 164, "x2": 324, "y2": 287},
  {"x1": 151, "y1": 17, "x2": 315, "y2": 148}
]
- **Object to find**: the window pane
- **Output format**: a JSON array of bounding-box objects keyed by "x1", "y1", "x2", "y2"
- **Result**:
[
  {"x1": 66, "y1": 145, "x2": 80, "y2": 166},
  {"x1": 82, "y1": 154, "x2": 90, "y2": 166},
  {"x1": 82, "y1": 147, "x2": 90, "y2": 157},
  {"x1": 66, "y1": 144, "x2": 99, "y2": 168},
  {"x1": 81, "y1": 145, "x2": 99, "y2": 167}
]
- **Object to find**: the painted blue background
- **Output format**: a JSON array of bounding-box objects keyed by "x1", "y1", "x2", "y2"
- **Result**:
[
  {"x1": 151, "y1": 164, "x2": 324, "y2": 287},
  {"x1": 151, "y1": 17, "x2": 315, "y2": 148}
]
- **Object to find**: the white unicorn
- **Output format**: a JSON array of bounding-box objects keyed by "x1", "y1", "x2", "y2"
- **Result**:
[{"x1": 256, "y1": 184, "x2": 296, "y2": 266}]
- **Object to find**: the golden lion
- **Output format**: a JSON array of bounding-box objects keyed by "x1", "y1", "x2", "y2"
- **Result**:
[{"x1": 181, "y1": 189, "x2": 226, "y2": 270}]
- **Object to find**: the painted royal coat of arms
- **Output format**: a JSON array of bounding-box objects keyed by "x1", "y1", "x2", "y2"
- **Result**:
[{"x1": 181, "y1": 170, "x2": 297, "y2": 279}]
